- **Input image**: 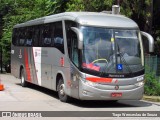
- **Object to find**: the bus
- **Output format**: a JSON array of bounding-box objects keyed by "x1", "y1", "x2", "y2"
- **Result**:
[{"x1": 11, "y1": 11, "x2": 154, "y2": 102}]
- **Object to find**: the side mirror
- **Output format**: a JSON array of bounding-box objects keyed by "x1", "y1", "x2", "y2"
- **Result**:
[
  {"x1": 71, "y1": 27, "x2": 83, "y2": 49},
  {"x1": 141, "y1": 31, "x2": 154, "y2": 53}
]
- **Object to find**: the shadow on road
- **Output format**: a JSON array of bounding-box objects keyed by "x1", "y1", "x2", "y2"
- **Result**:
[
  {"x1": 16, "y1": 83, "x2": 153, "y2": 108},
  {"x1": 16, "y1": 83, "x2": 59, "y2": 99},
  {"x1": 69, "y1": 99, "x2": 152, "y2": 108}
]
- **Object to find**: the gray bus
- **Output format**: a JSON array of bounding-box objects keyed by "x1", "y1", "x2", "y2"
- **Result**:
[{"x1": 11, "y1": 12, "x2": 154, "y2": 102}]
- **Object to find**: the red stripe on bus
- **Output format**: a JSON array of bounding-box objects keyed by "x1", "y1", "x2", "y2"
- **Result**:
[
  {"x1": 32, "y1": 48, "x2": 38, "y2": 82},
  {"x1": 86, "y1": 77, "x2": 112, "y2": 83},
  {"x1": 24, "y1": 48, "x2": 31, "y2": 81}
]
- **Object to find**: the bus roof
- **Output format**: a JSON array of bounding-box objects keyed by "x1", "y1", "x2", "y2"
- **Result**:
[{"x1": 14, "y1": 12, "x2": 139, "y2": 29}]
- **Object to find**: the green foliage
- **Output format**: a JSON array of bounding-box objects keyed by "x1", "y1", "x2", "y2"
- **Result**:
[
  {"x1": 66, "y1": 0, "x2": 84, "y2": 11},
  {"x1": 145, "y1": 70, "x2": 160, "y2": 96},
  {"x1": 66, "y1": 0, "x2": 114, "y2": 12},
  {"x1": 83, "y1": 0, "x2": 114, "y2": 12},
  {"x1": 0, "y1": 0, "x2": 57, "y2": 64},
  {"x1": 154, "y1": 40, "x2": 160, "y2": 56}
]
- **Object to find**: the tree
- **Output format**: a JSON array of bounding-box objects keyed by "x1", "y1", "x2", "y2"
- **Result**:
[
  {"x1": 0, "y1": 0, "x2": 57, "y2": 65},
  {"x1": 66, "y1": 0, "x2": 115, "y2": 12}
]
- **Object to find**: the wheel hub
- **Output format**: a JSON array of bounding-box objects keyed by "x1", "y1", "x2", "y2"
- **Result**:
[
  {"x1": 21, "y1": 76, "x2": 24, "y2": 83},
  {"x1": 59, "y1": 84, "x2": 65, "y2": 96}
]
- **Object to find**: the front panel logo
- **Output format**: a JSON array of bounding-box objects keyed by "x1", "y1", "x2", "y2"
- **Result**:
[
  {"x1": 115, "y1": 79, "x2": 118, "y2": 84},
  {"x1": 115, "y1": 85, "x2": 119, "y2": 90}
]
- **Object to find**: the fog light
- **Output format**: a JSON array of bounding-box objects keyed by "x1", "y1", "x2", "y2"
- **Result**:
[
  {"x1": 82, "y1": 90, "x2": 87, "y2": 95},
  {"x1": 85, "y1": 80, "x2": 97, "y2": 87},
  {"x1": 135, "y1": 81, "x2": 144, "y2": 87}
]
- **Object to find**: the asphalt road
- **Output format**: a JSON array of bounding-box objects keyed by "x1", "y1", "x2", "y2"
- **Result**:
[{"x1": 0, "y1": 74, "x2": 160, "y2": 120}]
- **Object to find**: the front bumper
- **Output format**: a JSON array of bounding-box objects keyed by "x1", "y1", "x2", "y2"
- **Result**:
[{"x1": 79, "y1": 80, "x2": 144, "y2": 100}]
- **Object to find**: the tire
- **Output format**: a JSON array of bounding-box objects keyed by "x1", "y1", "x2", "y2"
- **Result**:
[
  {"x1": 57, "y1": 78, "x2": 70, "y2": 102},
  {"x1": 21, "y1": 69, "x2": 27, "y2": 87}
]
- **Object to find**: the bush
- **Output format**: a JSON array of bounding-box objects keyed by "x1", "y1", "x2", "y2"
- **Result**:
[{"x1": 144, "y1": 71, "x2": 160, "y2": 96}]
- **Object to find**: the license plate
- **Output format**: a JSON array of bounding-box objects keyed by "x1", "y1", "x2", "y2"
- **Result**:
[{"x1": 111, "y1": 93, "x2": 122, "y2": 97}]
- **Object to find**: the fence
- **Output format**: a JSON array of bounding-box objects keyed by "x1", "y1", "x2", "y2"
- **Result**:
[{"x1": 145, "y1": 55, "x2": 160, "y2": 81}]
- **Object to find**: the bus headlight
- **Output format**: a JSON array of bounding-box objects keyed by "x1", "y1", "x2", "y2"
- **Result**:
[
  {"x1": 85, "y1": 80, "x2": 98, "y2": 87},
  {"x1": 81, "y1": 77, "x2": 98, "y2": 87},
  {"x1": 135, "y1": 81, "x2": 144, "y2": 87}
]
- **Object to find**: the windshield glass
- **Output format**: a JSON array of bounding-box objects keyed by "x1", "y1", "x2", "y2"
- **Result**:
[{"x1": 81, "y1": 26, "x2": 143, "y2": 75}]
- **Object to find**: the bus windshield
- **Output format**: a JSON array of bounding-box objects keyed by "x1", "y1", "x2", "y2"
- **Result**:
[{"x1": 81, "y1": 26, "x2": 143, "y2": 75}]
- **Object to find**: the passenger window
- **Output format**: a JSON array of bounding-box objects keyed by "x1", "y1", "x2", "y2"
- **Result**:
[
  {"x1": 54, "y1": 22, "x2": 64, "y2": 53},
  {"x1": 25, "y1": 27, "x2": 33, "y2": 46},
  {"x1": 41, "y1": 24, "x2": 53, "y2": 47},
  {"x1": 18, "y1": 28, "x2": 26, "y2": 46},
  {"x1": 32, "y1": 26, "x2": 40, "y2": 47},
  {"x1": 42, "y1": 25, "x2": 49, "y2": 46}
]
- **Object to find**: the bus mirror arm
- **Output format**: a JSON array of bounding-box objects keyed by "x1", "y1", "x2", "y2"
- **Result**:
[
  {"x1": 71, "y1": 27, "x2": 83, "y2": 49},
  {"x1": 141, "y1": 31, "x2": 154, "y2": 53}
]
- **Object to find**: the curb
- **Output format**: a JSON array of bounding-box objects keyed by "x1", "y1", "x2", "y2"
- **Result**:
[{"x1": 143, "y1": 95, "x2": 160, "y2": 102}]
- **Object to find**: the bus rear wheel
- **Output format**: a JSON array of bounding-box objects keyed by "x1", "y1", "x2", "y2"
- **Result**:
[
  {"x1": 21, "y1": 69, "x2": 27, "y2": 87},
  {"x1": 57, "y1": 78, "x2": 70, "y2": 102}
]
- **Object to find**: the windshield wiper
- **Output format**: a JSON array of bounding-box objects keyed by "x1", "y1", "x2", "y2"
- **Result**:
[
  {"x1": 116, "y1": 43, "x2": 133, "y2": 74},
  {"x1": 99, "y1": 45, "x2": 114, "y2": 76},
  {"x1": 99, "y1": 42, "x2": 133, "y2": 77}
]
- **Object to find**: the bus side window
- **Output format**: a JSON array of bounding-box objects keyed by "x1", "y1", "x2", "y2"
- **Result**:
[
  {"x1": 32, "y1": 26, "x2": 40, "y2": 47},
  {"x1": 41, "y1": 24, "x2": 52, "y2": 47},
  {"x1": 65, "y1": 21, "x2": 77, "y2": 57},
  {"x1": 71, "y1": 33, "x2": 79, "y2": 67},
  {"x1": 18, "y1": 28, "x2": 25, "y2": 46},
  {"x1": 66, "y1": 29, "x2": 79, "y2": 67},
  {"x1": 65, "y1": 20, "x2": 78, "y2": 67},
  {"x1": 25, "y1": 27, "x2": 33, "y2": 46},
  {"x1": 54, "y1": 22, "x2": 64, "y2": 53}
]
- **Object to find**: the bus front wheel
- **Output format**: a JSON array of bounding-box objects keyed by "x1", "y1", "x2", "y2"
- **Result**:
[
  {"x1": 20, "y1": 69, "x2": 27, "y2": 87},
  {"x1": 57, "y1": 78, "x2": 70, "y2": 102}
]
